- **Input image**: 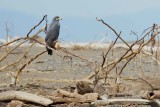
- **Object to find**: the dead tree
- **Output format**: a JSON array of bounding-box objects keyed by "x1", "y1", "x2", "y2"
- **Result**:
[
  {"x1": 5, "y1": 21, "x2": 10, "y2": 52},
  {"x1": 87, "y1": 18, "x2": 160, "y2": 87}
]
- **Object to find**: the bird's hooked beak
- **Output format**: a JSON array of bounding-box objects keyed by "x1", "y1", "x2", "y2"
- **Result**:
[{"x1": 57, "y1": 17, "x2": 62, "y2": 21}]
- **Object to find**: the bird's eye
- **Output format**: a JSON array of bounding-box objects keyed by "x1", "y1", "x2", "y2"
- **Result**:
[{"x1": 56, "y1": 17, "x2": 59, "y2": 20}]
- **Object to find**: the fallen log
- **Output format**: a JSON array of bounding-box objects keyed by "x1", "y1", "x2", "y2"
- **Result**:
[
  {"x1": 141, "y1": 90, "x2": 160, "y2": 100},
  {"x1": 50, "y1": 89, "x2": 98, "y2": 103},
  {"x1": 152, "y1": 91, "x2": 160, "y2": 99},
  {"x1": 0, "y1": 91, "x2": 53, "y2": 106},
  {"x1": 76, "y1": 81, "x2": 93, "y2": 95},
  {"x1": 93, "y1": 99, "x2": 160, "y2": 106}
]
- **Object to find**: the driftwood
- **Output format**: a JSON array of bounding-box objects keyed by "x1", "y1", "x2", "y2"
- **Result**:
[
  {"x1": 151, "y1": 90, "x2": 160, "y2": 99},
  {"x1": 50, "y1": 89, "x2": 98, "y2": 103},
  {"x1": 86, "y1": 21, "x2": 160, "y2": 82},
  {"x1": 27, "y1": 78, "x2": 93, "y2": 85},
  {"x1": 15, "y1": 50, "x2": 47, "y2": 84},
  {"x1": 0, "y1": 42, "x2": 34, "y2": 72},
  {"x1": 76, "y1": 81, "x2": 93, "y2": 95},
  {"x1": 7, "y1": 100, "x2": 24, "y2": 107},
  {"x1": 141, "y1": 90, "x2": 160, "y2": 100},
  {"x1": 0, "y1": 91, "x2": 53, "y2": 106},
  {"x1": 93, "y1": 98, "x2": 160, "y2": 106}
]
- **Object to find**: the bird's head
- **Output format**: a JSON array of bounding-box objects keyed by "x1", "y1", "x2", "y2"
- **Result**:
[{"x1": 54, "y1": 16, "x2": 62, "y2": 21}]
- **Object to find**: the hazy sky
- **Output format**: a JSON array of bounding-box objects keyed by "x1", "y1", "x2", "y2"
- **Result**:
[{"x1": 0, "y1": 0, "x2": 160, "y2": 42}]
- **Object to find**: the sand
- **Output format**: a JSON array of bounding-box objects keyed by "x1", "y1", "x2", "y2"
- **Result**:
[{"x1": 0, "y1": 44, "x2": 160, "y2": 107}]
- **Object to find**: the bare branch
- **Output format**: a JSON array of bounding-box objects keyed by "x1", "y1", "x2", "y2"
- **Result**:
[
  {"x1": 61, "y1": 47, "x2": 92, "y2": 63},
  {"x1": 0, "y1": 43, "x2": 34, "y2": 71},
  {"x1": 0, "y1": 39, "x2": 28, "y2": 62},
  {"x1": 27, "y1": 15, "x2": 47, "y2": 37},
  {"x1": 96, "y1": 18, "x2": 130, "y2": 48},
  {"x1": 101, "y1": 35, "x2": 119, "y2": 67},
  {"x1": 15, "y1": 50, "x2": 47, "y2": 84},
  {"x1": 0, "y1": 37, "x2": 26, "y2": 48},
  {"x1": 119, "y1": 54, "x2": 136, "y2": 75}
]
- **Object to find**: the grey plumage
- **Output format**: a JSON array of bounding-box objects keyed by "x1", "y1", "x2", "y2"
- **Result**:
[{"x1": 45, "y1": 16, "x2": 61, "y2": 55}]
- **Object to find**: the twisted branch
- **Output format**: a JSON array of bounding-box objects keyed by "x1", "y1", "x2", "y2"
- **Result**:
[{"x1": 96, "y1": 18, "x2": 130, "y2": 48}]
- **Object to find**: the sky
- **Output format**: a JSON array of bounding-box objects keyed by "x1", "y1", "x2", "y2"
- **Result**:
[{"x1": 0, "y1": 0, "x2": 160, "y2": 43}]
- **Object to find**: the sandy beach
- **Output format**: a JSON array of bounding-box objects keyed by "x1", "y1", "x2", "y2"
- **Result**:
[{"x1": 0, "y1": 43, "x2": 160, "y2": 106}]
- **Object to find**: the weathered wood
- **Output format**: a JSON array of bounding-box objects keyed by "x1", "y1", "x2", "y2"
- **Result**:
[
  {"x1": 152, "y1": 90, "x2": 160, "y2": 99},
  {"x1": 0, "y1": 91, "x2": 53, "y2": 106},
  {"x1": 50, "y1": 89, "x2": 98, "y2": 103},
  {"x1": 7, "y1": 100, "x2": 23, "y2": 107},
  {"x1": 141, "y1": 90, "x2": 160, "y2": 100},
  {"x1": 93, "y1": 99, "x2": 160, "y2": 106},
  {"x1": 76, "y1": 81, "x2": 93, "y2": 95}
]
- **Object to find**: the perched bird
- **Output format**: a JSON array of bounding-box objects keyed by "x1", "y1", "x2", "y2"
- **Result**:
[{"x1": 45, "y1": 16, "x2": 62, "y2": 55}]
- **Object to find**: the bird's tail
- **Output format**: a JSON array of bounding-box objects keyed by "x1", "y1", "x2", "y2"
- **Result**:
[{"x1": 46, "y1": 47, "x2": 53, "y2": 55}]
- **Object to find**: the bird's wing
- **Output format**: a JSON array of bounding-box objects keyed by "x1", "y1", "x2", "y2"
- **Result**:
[{"x1": 45, "y1": 22, "x2": 60, "y2": 42}]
